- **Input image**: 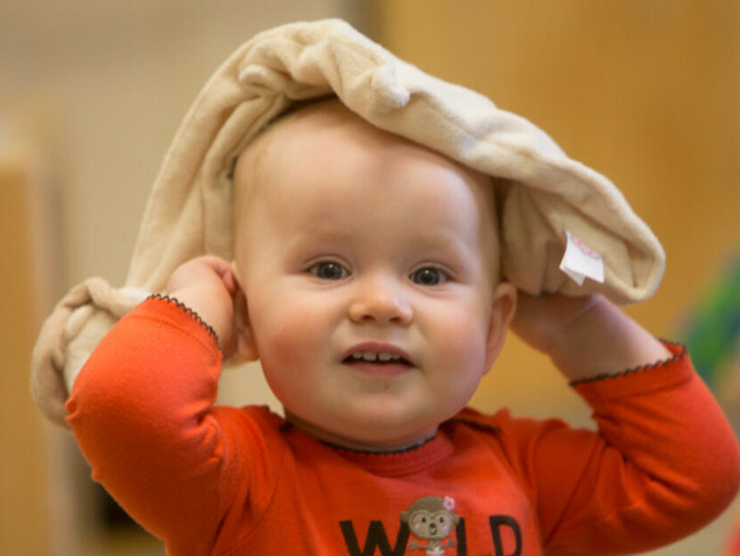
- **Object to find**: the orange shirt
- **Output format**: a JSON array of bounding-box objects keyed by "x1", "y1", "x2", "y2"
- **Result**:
[{"x1": 67, "y1": 296, "x2": 740, "y2": 555}]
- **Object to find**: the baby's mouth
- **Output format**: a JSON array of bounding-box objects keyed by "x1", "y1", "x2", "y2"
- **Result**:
[{"x1": 343, "y1": 351, "x2": 412, "y2": 366}]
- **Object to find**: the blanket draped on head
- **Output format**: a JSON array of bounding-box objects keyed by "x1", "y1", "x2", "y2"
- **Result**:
[{"x1": 30, "y1": 18, "x2": 665, "y2": 428}]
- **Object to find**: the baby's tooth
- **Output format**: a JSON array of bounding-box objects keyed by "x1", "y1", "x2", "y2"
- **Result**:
[{"x1": 349, "y1": 351, "x2": 404, "y2": 363}]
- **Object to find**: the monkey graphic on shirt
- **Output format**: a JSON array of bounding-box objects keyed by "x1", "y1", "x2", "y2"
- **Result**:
[{"x1": 401, "y1": 496, "x2": 459, "y2": 555}]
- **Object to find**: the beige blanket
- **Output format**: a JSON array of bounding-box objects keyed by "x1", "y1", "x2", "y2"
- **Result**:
[{"x1": 30, "y1": 19, "x2": 665, "y2": 428}]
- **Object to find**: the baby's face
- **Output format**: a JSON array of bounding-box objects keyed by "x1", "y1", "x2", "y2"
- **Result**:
[{"x1": 232, "y1": 101, "x2": 515, "y2": 450}]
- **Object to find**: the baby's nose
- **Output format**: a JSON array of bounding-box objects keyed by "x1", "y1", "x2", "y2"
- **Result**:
[{"x1": 348, "y1": 280, "x2": 413, "y2": 325}]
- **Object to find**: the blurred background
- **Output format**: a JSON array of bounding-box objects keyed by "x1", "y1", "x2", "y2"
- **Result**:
[{"x1": 2, "y1": 1, "x2": 739, "y2": 554}]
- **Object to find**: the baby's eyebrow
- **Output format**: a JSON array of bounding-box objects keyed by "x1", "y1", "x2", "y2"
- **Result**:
[
  {"x1": 279, "y1": 227, "x2": 356, "y2": 255},
  {"x1": 293, "y1": 226, "x2": 356, "y2": 243}
]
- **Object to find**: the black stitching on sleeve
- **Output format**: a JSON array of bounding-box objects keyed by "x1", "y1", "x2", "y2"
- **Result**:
[
  {"x1": 569, "y1": 341, "x2": 686, "y2": 386},
  {"x1": 147, "y1": 293, "x2": 219, "y2": 344}
]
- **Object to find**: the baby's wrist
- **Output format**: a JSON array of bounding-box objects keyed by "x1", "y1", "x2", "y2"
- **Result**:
[
  {"x1": 166, "y1": 287, "x2": 231, "y2": 348},
  {"x1": 550, "y1": 298, "x2": 671, "y2": 381}
]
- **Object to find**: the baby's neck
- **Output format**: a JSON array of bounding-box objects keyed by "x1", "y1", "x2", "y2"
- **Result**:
[{"x1": 284, "y1": 411, "x2": 438, "y2": 453}]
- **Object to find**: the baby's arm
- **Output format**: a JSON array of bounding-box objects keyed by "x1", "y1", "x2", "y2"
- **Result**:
[
  {"x1": 511, "y1": 293, "x2": 672, "y2": 381},
  {"x1": 66, "y1": 256, "x2": 250, "y2": 552},
  {"x1": 510, "y1": 293, "x2": 740, "y2": 552}
]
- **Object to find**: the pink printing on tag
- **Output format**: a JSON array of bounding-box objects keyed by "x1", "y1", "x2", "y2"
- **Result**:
[{"x1": 559, "y1": 230, "x2": 605, "y2": 286}]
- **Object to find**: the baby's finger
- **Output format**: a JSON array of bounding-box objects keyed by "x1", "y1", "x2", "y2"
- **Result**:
[
  {"x1": 221, "y1": 267, "x2": 238, "y2": 296},
  {"x1": 196, "y1": 256, "x2": 237, "y2": 294}
]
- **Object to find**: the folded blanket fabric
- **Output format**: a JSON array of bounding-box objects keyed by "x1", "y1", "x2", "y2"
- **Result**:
[{"x1": 30, "y1": 18, "x2": 665, "y2": 428}]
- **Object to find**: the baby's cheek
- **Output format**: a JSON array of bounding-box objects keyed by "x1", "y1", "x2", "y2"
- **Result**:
[
  {"x1": 438, "y1": 311, "x2": 490, "y2": 368},
  {"x1": 260, "y1": 318, "x2": 302, "y2": 363},
  {"x1": 258, "y1": 306, "x2": 324, "y2": 366},
  {"x1": 256, "y1": 319, "x2": 311, "y2": 401}
]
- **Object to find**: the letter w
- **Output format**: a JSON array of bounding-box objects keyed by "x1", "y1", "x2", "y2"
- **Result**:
[{"x1": 339, "y1": 520, "x2": 410, "y2": 556}]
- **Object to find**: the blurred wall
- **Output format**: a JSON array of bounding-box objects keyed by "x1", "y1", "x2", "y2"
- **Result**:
[
  {"x1": 375, "y1": 1, "x2": 740, "y2": 554},
  {"x1": 1, "y1": 146, "x2": 50, "y2": 556}
]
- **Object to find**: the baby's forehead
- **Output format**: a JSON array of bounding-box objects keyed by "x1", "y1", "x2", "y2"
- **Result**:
[
  {"x1": 240, "y1": 99, "x2": 494, "y2": 194},
  {"x1": 233, "y1": 99, "x2": 498, "y2": 232}
]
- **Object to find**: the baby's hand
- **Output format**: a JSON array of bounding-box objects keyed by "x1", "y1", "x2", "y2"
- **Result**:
[
  {"x1": 511, "y1": 292, "x2": 671, "y2": 381},
  {"x1": 165, "y1": 256, "x2": 238, "y2": 355},
  {"x1": 510, "y1": 293, "x2": 600, "y2": 358}
]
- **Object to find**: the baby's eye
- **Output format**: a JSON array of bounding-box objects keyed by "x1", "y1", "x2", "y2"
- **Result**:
[
  {"x1": 310, "y1": 261, "x2": 349, "y2": 280},
  {"x1": 410, "y1": 267, "x2": 447, "y2": 286}
]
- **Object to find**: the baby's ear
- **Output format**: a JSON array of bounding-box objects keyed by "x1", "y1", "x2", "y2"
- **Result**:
[
  {"x1": 483, "y1": 282, "x2": 517, "y2": 373},
  {"x1": 234, "y1": 290, "x2": 259, "y2": 361},
  {"x1": 231, "y1": 262, "x2": 259, "y2": 361}
]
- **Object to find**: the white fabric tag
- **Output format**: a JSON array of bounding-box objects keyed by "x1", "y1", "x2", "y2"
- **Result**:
[{"x1": 559, "y1": 230, "x2": 605, "y2": 286}]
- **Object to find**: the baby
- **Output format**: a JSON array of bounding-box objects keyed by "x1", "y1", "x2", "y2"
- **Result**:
[
  {"x1": 66, "y1": 97, "x2": 740, "y2": 555},
  {"x1": 171, "y1": 98, "x2": 515, "y2": 451}
]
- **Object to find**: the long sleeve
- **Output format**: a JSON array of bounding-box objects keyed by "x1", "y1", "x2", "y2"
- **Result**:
[
  {"x1": 531, "y1": 343, "x2": 740, "y2": 554},
  {"x1": 66, "y1": 296, "x2": 241, "y2": 554}
]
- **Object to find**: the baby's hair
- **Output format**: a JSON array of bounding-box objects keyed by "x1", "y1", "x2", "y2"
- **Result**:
[{"x1": 266, "y1": 94, "x2": 339, "y2": 128}]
